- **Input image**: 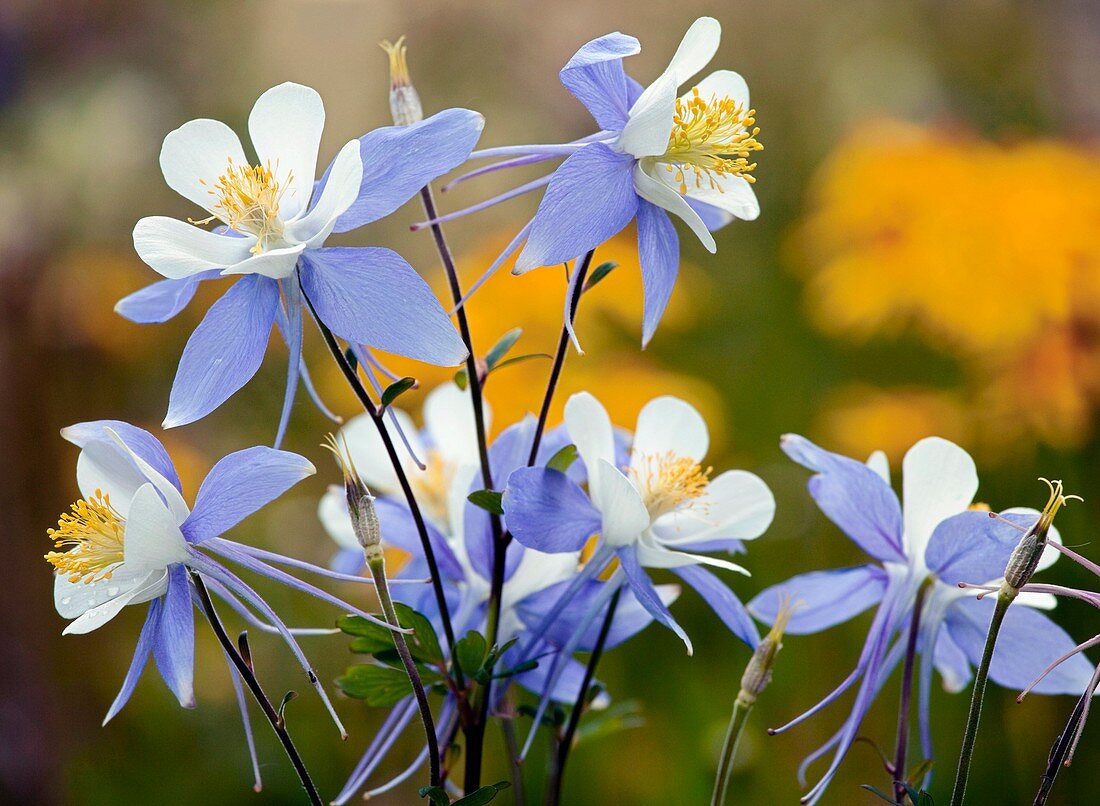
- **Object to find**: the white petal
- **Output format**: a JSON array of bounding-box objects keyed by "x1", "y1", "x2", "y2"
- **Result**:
[
  {"x1": 423, "y1": 383, "x2": 486, "y2": 468},
  {"x1": 690, "y1": 69, "x2": 749, "y2": 108},
  {"x1": 339, "y1": 411, "x2": 423, "y2": 495},
  {"x1": 447, "y1": 464, "x2": 480, "y2": 546},
  {"x1": 633, "y1": 163, "x2": 716, "y2": 252},
  {"x1": 654, "y1": 470, "x2": 775, "y2": 545},
  {"x1": 1016, "y1": 591, "x2": 1058, "y2": 610},
  {"x1": 54, "y1": 563, "x2": 162, "y2": 619},
  {"x1": 592, "y1": 459, "x2": 649, "y2": 546},
  {"x1": 220, "y1": 243, "x2": 305, "y2": 279},
  {"x1": 61, "y1": 570, "x2": 167, "y2": 635},
  {"x1": 132, "y1": 216, "x2": 254, "y2": 279},
  {"x1": 502, "y1": 548, "x2": 579, "y2": 607},
  {"x1": 76, "y1": 441, "x2": 148, "y2": 518},
  {"x1": 284, "y1": 139, "x2": 363, "y2": 247},
  {"x1": 319, "y1": 485, "x2": 359, "y2": 551},
  {"x1": 620, "y1": 74, "x2": 678, "y2": 158},
  {"x1": 632, "y1": 396, "x2": 709, "y2": 462},
  {"x1": 636, "y1": 539, "x2": 749, "y2": 574},
  {"x1": 160, "y1": 118, "x2": 247, "y2": 214},
  {"x1": 662, "y1": 17, "x2": 722, "y2": 87},
  {"x1": 104, "y1": 428, "x2": 190, "y2": 525},
  {"x1": 248, "y1": 82, "x2": 325, "y2": 220},
  {"x1": 682, "y1": 173, "x2": 760, "y2": 221},
  {"x1": 903, "y1": 437, "x2": 979, "y2": 559},
  {"x1": 867, "y1": 450, "x2": 891, "y2": 485},
  {"x1": 564, "y1": 392, "x2": 617, "y2": 478},
  {"x1": 123, "y1": 483, "x2": 190, "y2": 572}
]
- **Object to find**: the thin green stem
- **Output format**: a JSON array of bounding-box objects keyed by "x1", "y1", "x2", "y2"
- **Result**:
[
  {"x1": 190, "y1": 572, "x2": 323, "y2": 806},
  {"x1": 893, "y1": 580, "x2": 931, "y2": 801},
  {"x1": 712, "y1": 697, "x2": 754, "y2": 806},
  {"x1": 369, "y1": 557, "x2": 440, "y2": 787},
  {"x1": 949, "y1": 591, "x2": 1012, "y2": 805}
]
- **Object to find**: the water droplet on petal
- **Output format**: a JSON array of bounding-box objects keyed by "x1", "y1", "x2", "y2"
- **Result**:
[
  {"x1": 61, "y1": 597, "x2": 72, "y2": 606},
  {"x1": 106, "y1": 587, "x2": 119, "y2": 597}
]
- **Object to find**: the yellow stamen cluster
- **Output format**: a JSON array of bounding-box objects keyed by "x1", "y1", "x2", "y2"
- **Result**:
[
  {"x1": 199, "y1": 157, "x2": 289, "y2": 255},
  {"x1": 380, "y1": 36, "x2": 411, "y2": 89},
  {"x1": 663, "y1": 87, "x2": 763, "y2": 194},
  {"x1": 410, "y1": 450, "x2": 455, "y2": 528},
  {"x1": 633, "y1": 451, "x2": 712, "y2": 517},
  {"x1": 1036, "y1": 477, "x2": 1083, "y2": 533},
  {"x1": 45, "y1": 490, "x2": 126, "y2": 584}
]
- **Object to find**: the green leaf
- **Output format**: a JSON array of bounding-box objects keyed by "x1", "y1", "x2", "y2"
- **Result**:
[
  {"x1": 452, "y1": 781, "x2": 511, "y2": 805},
  {"x1": 335, "y1": 665, "x2": 412, "y2": 707},
  {"x1": 454, "y1": 631, "x2": 488, "y2": 678},
  {"x1": 488, "y1": 353, "x2": 552, "y2": 373},
  {"x1": 906, "y1": 758, "x2": 933, "y2": 786},
  {"x1": 419, "y1": 785, "x2": 451, "y2": 806},
  {"x1": 575, "y1": 699, "x2": 644, "y2": 745},
  {"x1": 859, "y1": 785, "x2": 898, "y2": 805},
  {"x1": 453, "y1": 368, "x2": 468, "y2": 390},
  {"x1": 339, "y1": 607, "x2": 443, "y2": 666},
  {"x1": 546, "y1": 444, "x2": 578, "y2": 473},
  {"x1": 916, "y1": 792, "x2": 935, "y2": 806},
  {"x1": 583, "y1": 261, "x2": 617, "y2": 292},
  {"x1": 485, "y1": 328, "x2": 522, "y2": 369},
  {"x1": 381, "y1": 376, "x2": 417, "y2": 408},
  {"x1": 467, "y1": 489, "x2": 504, "y2": 515}
]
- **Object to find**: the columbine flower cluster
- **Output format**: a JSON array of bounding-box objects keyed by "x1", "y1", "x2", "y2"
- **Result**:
[{"x1": 43, "y1": 12, "x2": 1100, "y2": 806}]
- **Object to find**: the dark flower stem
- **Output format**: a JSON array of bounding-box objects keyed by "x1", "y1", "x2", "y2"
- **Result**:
[
  {"x1": 546, "y1": 586, "x2": 621, "y2": 806},
  {"x1": 712, "y1": 698, "x2": 753, "y2": 806},
  {"x1": 949, "y1": 591, "x2": 1012, "y2": 805},
  {"x1": 368, "y1": 555, "x2": 440, "y2": 786},
  {"x1": 298, "y1": 276, "x2": 458, "y2": 656},
  {"x1": 190, "y1": 571, "x2": 323, "y2": 806},
  {"x1": 526, "y1": 251, "x2": 595, "y2": 467},
  {"x1": 1033, "y1": 658, "x2": 1100, "y2": 805},
  {"x1": 893, "y1": 580, "x2": 931, "y2": 802}
]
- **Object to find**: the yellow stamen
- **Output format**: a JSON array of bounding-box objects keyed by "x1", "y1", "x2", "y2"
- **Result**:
[
  {"x1": 199, "y1": 157, "x2": 289, "y2": 254},
  {"x1": 662, "y1": 86, "x2": 763, "y2": 194},
  {"x1": 1035, "y1": 477, "x2": 1083, "y2": 533},
  {"x1": 632, "y1": 451, "x2": 712, "y2": 517},
  {"x1": 380, "y1": 36, "x2": 411, "y2": 89},
  {"x1": 45, "y1": 490, "x2": 126, "y2": 584}
]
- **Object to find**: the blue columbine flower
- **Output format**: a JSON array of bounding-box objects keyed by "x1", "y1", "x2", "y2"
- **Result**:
[
  {"x1": 48, "y1": 419, "x2": 408, "y2": 789},
  {"x1": 117, "y1": 82, "x2": 483, "y2": 444},
  {"x1": 317, "y1": 386, "x2": 669, "y2": 802},
  {"x1": 424, "y1": 17, "x2": 761, "y2": 344},
  {"x1": 504, "y1": 391, "x2": 775, "y2": 654},
  {"x1": 749, "y1": 435, "x2": 1095, "y2": 804}
]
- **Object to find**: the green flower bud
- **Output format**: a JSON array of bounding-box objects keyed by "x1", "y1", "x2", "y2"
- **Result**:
[{"x1": 381, "y1": 37, "x2": 423, "y2": 126}]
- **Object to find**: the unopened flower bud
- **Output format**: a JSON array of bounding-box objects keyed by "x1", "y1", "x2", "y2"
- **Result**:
[
  {"x1": 380, "y1": 36, "x2": 422, "y2": 126},
  {"x1": 323, "y1": 435, "x2": 384, "y2": 566},
  {"x1": 738, "y1": 598, "x2": 794, "y2": 706},
  {"x1": 1001, "y1": 478, "x2": 1081, "y2": 598}
]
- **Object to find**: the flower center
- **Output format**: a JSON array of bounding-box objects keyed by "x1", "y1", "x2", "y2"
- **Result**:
[
  {"x1": 198, "y1": 158, "x2": 289, "y2": 254},
  {"x1": 632, "y1": 451, "x2": 712, "y2": 517},
  {"x1": 45, "y1": 490, "x2": 126, "y2": 584},
  {"x1": 661, "y1": 87, "x2": 763, "y2": 195},
  {"x1": 410, "y1": 450, "x2": 455, "y2": 529}
]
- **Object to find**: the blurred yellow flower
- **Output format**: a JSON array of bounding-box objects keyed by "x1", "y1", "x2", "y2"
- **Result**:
[
  {"x1": 797, "y1": 119, "x2": 1100, "y2": 452},
  {"x1": 314, "y1": 227, "x2": 724, "y2": 440}
]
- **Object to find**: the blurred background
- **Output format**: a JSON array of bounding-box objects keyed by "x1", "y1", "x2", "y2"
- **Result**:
[{"x1": 4, "y1": 0, "x2": 1100, "y2": 803}]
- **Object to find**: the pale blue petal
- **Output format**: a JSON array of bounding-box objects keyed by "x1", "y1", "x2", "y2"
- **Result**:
[
  {"x1": 115, "y1": 271, "x2": 220, "y2": 324},
  {"x1": 781, "y1": 434, "x2": 906, "y2": 563},
  {"x1": 299, "y1": 247, "x2": 466, "y2": 366},
  {"x1": 152, "y1": 565, "x2": 195, "y2": 707},
  {"x1": 183, "y1": 446, "x2": 315, "y2": 544},
  {"x1": 514, "y1": 143, "x2": 638, "y2": 272},
  {"x1": 374, "y1": 497, "x2": 465, "y2": 581},
  {"x1": 273, "y1": 278, "x2": 303, "y2": 449},
  {"x1": 559, "y1": 32, "x2": 641, "y2": 130},
  {"x1": 332, "y1": 108, "x2": 485, "y2": 232},
  {"x1": 686, "y1": 197, "x2": 735, "y2": 232},
  {"x1": 61, "y1": 420, "x2": 182, "y2": 493},
  {"x1": 164, "y1": 275, "x2": 280, "y2": 428},
  {"x1": 673, "y1": 564, "x2": 759, "y2": 648},
  {"x1": 503, "y1": 467, "x2": 602, "y2": 553},
  {"x1": 517, "y1": 578, "x2": 657, "y2": 651},
  {"x1": 925, "y1": 510, "x2": 1034, "y2": 585},
  {"x1": 102, "y1": 601, "x2": 159, "y2": 724},
  {"x1": 636, "y1": 199, "x2": 679, "y2": 346},
  {"x1": 749, "y1": 565, "x2": 888, "y2": 635},
  {"x1": 618, "y1": 546, "x2": 692, "y2": 652},
  {"x1": 947, "y1": 596, "x2": 1095, "y2": 694}
]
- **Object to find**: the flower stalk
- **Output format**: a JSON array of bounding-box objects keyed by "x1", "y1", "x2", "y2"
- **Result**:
[
  {"x1": 949, "y1": 479, "x2": 1079, "y2": 806},
  {"x1": 893, "y1": 578, "x2": 932, "y2": 802},
  {"x1": 712, "y1": 599, "x2": 793, "y2": 806}
]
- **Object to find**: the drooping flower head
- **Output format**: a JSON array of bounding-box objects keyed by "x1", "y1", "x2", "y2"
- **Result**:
[
  {"x1": 49, "y1": 420, "x2": 402, "y2": 790},
  {"x1": 118, "y1": 82, "x2": 484, "y2": 443},
  {"x1": 749, "y1": 436, "x2": 1094, "y2": 804},
  {"x1": 421, "y1": 17, "x2": 762, "y2": 345}
]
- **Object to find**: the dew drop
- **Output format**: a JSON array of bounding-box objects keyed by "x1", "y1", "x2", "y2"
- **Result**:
[
  {"x1": 61, "y1": 597, "x2": 72, "y2": 606},
  {"x1": 106, "y1": 587, "x2": 119, "y2": 597}
]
